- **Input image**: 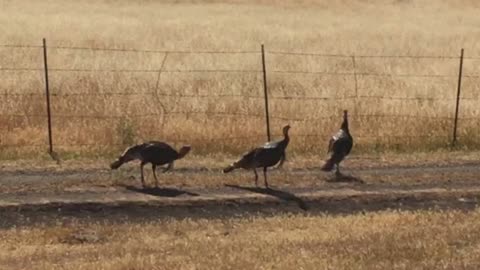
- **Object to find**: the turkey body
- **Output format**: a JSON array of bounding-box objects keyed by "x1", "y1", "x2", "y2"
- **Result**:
[
  {"x1": 110, "y1": 141, "x2": 191, "y2": 187},
  {"x1": 223, "y1": 125, "x2": 290, "y2": 187},
  {"x1": 321, "y1": 110, "x2": 353, "y2": 176}
]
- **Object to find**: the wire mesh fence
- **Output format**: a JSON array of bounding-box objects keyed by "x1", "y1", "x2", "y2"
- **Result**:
[{"x1": 0, "y1": 40, "x2": 479, "y2": 157}]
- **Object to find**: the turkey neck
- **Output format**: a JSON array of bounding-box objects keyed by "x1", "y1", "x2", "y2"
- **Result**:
[
  {"x1": 341, "y1": 115, "x2": 349, "y2": 134},
  {"x1": 177, "y1": 147, "x2": 190, "y2": 159},
  {"x1": 279, "y1": 129, "x2": 290, "y2": 149}
]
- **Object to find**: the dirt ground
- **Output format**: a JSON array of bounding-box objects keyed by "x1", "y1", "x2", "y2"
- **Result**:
[{"x1": 0, "y1": 152, "x2": 479, "y2": 228}]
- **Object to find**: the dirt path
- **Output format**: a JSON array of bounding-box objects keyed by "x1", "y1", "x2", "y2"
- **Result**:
[
  {"x1": 0, "y1": 162, "x2": 479, "y2": 228},
  {"x1": 1, "y1": 161, "x2": 480, "y2": 185}
]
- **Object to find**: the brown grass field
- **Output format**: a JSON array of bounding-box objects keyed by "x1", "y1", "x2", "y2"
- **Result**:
[
  {"x1": 1, "y1": 209, "x2": 480, "y2": 269},
  {"x1": 1, "y1": 0, "x2": 480, "y2": 159},
  {"x1": 2, "y1": 2, "x2": 480, "y2": 269}
]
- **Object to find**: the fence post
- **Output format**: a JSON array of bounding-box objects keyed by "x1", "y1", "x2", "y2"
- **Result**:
[
  {"x1": 452, "y1": 48, "x2": 464, "y2": 147},
  {"x1": 42, "y1": 38, "x2": 58, "y2": 162},
  {"x1": 261, "y1": 44, "x2": 271, "y2": 141}
]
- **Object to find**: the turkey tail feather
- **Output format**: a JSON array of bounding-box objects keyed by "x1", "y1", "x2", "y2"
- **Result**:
[
  {"x1": 223, "y1": 164, "x2": 236, "y2": 173},
  {"x1": 321, "y1": 158, "x2": 335, "y2": 172},
  {"x1": 110, "y1": 159, "x2": 124, "y2": 170}
]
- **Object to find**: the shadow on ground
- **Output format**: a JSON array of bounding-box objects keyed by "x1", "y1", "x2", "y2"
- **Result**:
[
  {"x1": 326, "y1": 174, "x2": 365, "y2": 184},
  {"x1": 225, "y1": 184, "x2": 308, "y2": 211},
  {"x1": 123, "y1": 185, "x2": 199, "y2": 197}
]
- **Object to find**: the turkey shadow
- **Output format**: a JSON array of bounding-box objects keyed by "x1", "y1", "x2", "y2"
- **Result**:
[
  {"x1": 326, "y1": 173, "x2": 364, "y2": 184},
  {"x1": 123, "y1": 185, "x2": 199, "y2": 198},
  {"x1": 225, "y1": 184, "x2": 308, "y2": 211}
]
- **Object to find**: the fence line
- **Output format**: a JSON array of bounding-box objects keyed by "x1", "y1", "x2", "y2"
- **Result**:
[
  {"x1": 4, "y1": 43, "x2": 480, "y2": 58},
  {"x1": 268, "y1": 50, "x2": 462, "y2": 59},
  {"x1": 1, "y1": 41, "x2": 480, "y2": 157},
  {"x1": 2, "y1": 92, "x2": 479, "y2": 101},
  {"x1": 0, "y1": 67, "x2": 467, "y2": 79},
  {"x1": 0, "y1": 134, "x2": 454, "y2": 149},
  {"x1": 0, "y1": 112, "x2": 464, "y2": 121},
  {"x1": 0, "y1": 44, "x2": 42, "y2": 49},
  {"x1": 0, "y1": 43, "x2": 259, "y2": 54},
  {"x1": 1, "y1": 66, "x2": 469, "y2": 77},
  {"x1": 49, "y1": 46, "x2": 260, "y2": 55}
]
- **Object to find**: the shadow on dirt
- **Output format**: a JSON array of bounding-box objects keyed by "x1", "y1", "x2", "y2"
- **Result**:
[
  {"x1": 326, "y1": 174, "x2": 365, "y2": 184},
  {"x1": 2, "y1": 189, "x2": 480, "y2": 229},
  {"x1": 123, "y1": 185, "x2": 199, "y2": 197},
  {"x1": 225, "y1": 184, "x2": 308, "y2": 211}
]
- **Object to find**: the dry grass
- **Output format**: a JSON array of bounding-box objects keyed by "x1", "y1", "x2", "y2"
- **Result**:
[
  {"x1": 1, "y1": 209, "x2": 480, "y2": 269},
  {"x1": 1, "y1": 0, "x2": 480, "y2": 158},
  {"x1": 2, "y1": 148, "x2": 480, "y2": 172}
]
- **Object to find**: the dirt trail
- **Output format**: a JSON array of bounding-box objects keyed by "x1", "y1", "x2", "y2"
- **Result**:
[
  {"x1": 1, "y1": 161, "x2": 479, "y2": 185},
  {"x1": 0, "y1": 162, "x2": 479, "y2": 228}
]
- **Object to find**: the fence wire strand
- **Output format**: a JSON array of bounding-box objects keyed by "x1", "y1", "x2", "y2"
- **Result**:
[
  {"x1": 1, "y1": 43, "x2": 480, "y2": 150},
  {"x1": 268, "y1": 50, "x2": 460, "y2": 59}
]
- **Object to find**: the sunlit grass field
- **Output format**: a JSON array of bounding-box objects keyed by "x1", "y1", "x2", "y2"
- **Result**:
[
  {"x1": 1, "y1": 0, "x2": 480, "y2": 159},
  {"x1": 2, "y1": 3, "x2": 480, "y2": 269},
  {"x1": 2, "y1": 209, "x2": 480, "y2": 269}
]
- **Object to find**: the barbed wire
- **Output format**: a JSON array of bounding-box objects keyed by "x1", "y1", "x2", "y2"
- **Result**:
[
  {"x1": 43, "y1": 92, "x2": 265, "y2": 99},
  {"x1": 44, "y1": 68, "x2": 263, "y2": 73},
  {"x1": 3, "y1": 43, "x2": 480, "y2": 60},
  {"x1": 0, "y1": 93, "x2": 44, "y2": 96},
  {"x1": 1, "y1": 91, "x2": 479, "y2": 102},
  {"x1": 0, "y1": 66, "x2": 464, "y2": 79},
  {"x1": 271, "y1": 70, "x2": 353, "y2": 76},
  {"x1": 2, "y1": 92, "x2": 476, "y2": 101},
  {"x1": 267, "y1": 50, "x2": 460, "y2": 59},
  {"x1": 49, "y1": 46, "x2": 260, "y2": 54},
  {"x1": 0, "y1": 64, "x2": 468, "y2": 79},
  {"x1": 356, "y1": 96, "x2": 455, "y2": 101},
  {"x1": 1, "y1": 43, "x2": 479, "y2": 153},
  {"x1": 0, "y1": 68, "x2": 262, "y2": 73},
  {"x1": 0, "y1": 112, "x2": 464, "y2": 121},
  {"x1": 0, "y1": 134, "x2": 453, "y2": 149},
  {"x1": 463, "y1": 75, "x2": 480, "y2": 78},
  {"x1": 356, "y1": 72, "x2": 457, "y2": 78},
  {"x1": 0, "y1": 67, "x2": 42, "y2": 71},
  {"x1": 0, "y1": 44, "x2": 42, "y2": 49},
  {"x1": 0, "y1": 43, "x2": 260, "y2": 54},
  {"x1": 270, "y1": 70, "x2": 457, "y2": 78}
]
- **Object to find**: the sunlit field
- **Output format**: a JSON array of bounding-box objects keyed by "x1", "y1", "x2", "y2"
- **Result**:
[
  {"x1": 1, "y1": 0, "x2": 480, "y2": 159},
  {"x1": 2, "y1": 3, "x2": 480, "y2": 270},
  {"x1": 2, "y1": 209, "x2": 480, "y2": 269}
]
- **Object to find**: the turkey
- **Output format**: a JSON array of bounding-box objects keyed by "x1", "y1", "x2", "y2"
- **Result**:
[
  {"x1": 321, "y1": 110, "x2": 353, "y2": 176},
  {"x1": 110, "y1": 141, "x2": 191, "y2": 188},
  {"x1": 223, "y1": 125, "x2": 290, "y2": 188}
]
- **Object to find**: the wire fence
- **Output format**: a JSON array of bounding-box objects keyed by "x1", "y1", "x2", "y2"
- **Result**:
[{"x1": 1, "y1": 40, "x2": 479, "y2": 157}]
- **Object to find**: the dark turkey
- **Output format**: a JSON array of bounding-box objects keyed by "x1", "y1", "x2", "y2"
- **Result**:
[
  {"x1": 110, "y1": 141, "x2": 191, "y2": 187},
  {"x1": 321, "y1": 110, "x2": 353, "y2": 176},
  {"x1": 223, "y1": 125, "x2": 290, "y2": 188}
]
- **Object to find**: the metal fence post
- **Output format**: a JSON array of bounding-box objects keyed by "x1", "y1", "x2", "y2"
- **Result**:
[
  {"x1": 261, "y1": 44, "x2": 271, "y2": 141},
  {"x1": 452, "y1": 48, "x2": 464, "y2": 147},
  {"x1": 43, "y1": 38, "x2": 59, "y2": 162}
]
